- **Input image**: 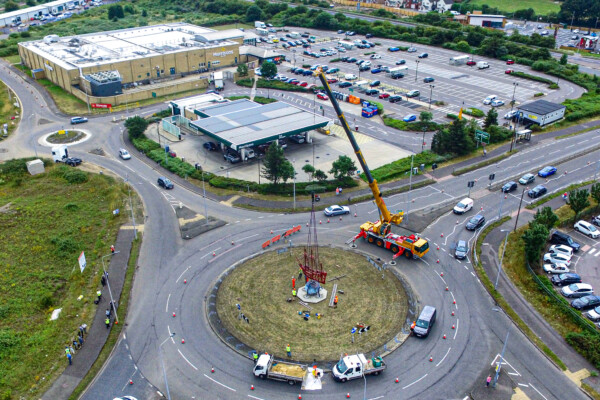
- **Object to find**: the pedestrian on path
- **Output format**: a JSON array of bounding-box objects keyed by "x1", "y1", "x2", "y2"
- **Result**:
[
  {"x1": 65, "y1": 346, "x2": 70, "y2": 356},
  {"x1": 486, "y1": 375, "x2": 492, "y2": 387},
  {"x1": 334, "y1": 295, "x2": 338, "y2": 308},
  {"x1": 106, "y1": 309, "x2": 111, "y2": 318},
  {"x1": 78, "y1": 334, "x2": 84, "y2": 347},
  {"x1": 110, "y1": 245, "x2": 115, "y2": 254},
  {"x1": 298, "y1": 268, "x2": 303, "y2": 280},
  {"x1": 67, "y1": 353, "x2": 72, "y2": 365},
  {"x1": 292, "y1": 289, "x2": 297, "y2": 297},
  {"x1": 96, "y1": 290, "x2": 102, "y2": 303},
  {"x1": 101, "y1": 274, "x2": 106, "y2": 287},
  {"x1": 483, "y1": 148, "x2": 487, "y2": 157},
  {"x1": 286, "y1": 344, "x2": 291, "y2": 358},
  {"x1": 105, "y1": 317, "x2": 110, "y2": 329}
]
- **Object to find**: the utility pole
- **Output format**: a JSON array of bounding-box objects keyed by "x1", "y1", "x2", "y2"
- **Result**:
[
  {"x1": 124, "y1": 174, "x2": 137, "y2": 240},
  {"x1": 514, "y1": 189, "x2": 526, "y2": 232},
  {"x1": 160, "y1": 332, "x2": 176, "y2": 400},
  {"x1": 201, "y1": 172, "x2": 208, "y2": 224},
  {"x1": 570, "y1": 13, "x2": 575, "y2": 31},
  {"x1": 415, "y1": 60, "x2": 420, "y2": 82},
  {"x1": 493, "y1": 328, "x2": 510, "y2": 387},
  {"x1": 428, "y1": 84, "x2": 434, "y2": 110},
  {"x1": 101, "y1": 252, "x2": 120, "y2": 323},
  {"x1": 405, "y1": 155, "x2": 415, "y2": 222}
]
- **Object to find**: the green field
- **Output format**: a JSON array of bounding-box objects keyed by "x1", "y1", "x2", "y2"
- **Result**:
[
  {"x1": 469, "y1": 0, "x2": 561, "y2": 15},
  {"x1": 0, "y1": 160, "x2": 128, "y2": 399}
]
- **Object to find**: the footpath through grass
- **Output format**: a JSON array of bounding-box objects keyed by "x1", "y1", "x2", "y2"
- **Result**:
[{"x1": 0, "y1": 160, "x2": 128, "y2": 399}]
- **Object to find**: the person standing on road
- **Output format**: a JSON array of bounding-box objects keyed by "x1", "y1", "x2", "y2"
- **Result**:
[
  {"x1": 253, "y1": 352, "x2": 258, "y2": 363},
  {"x1": 110, "y1": 245, "x2": 115, "y2": 254},
  {"x1": 286, "y1": 344, "x2": 291, "y2": 358},
  {"x1": 96, "y1": 290, "x2": 102, "y2": 303},
  {"x1": 486, "y1": 375, "x2": 492, "y2": 387},
  {"x1": 67, "y1": 352, "x2": 72, "y2": 366},
  {"x1": 105, "y1": 317, "x2": 110, "y2": 329},
  {"x1": 483, "y1": 148, "x2": 487, "y2": 157}
]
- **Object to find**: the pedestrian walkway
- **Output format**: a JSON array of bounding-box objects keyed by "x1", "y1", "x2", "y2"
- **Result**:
[{"x1": 42, "y1": 228, "x2": 135, "y2": 400}]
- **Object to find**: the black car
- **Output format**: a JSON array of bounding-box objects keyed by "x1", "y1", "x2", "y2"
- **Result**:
[
  {"x1": 455, "y1": 240, "x2": 468, "y2": 260},
  {"x1": 337, "y1": 29, "x2": 345, "y2": 34},
  {"x1": 423, "y1": 77, "x2": 435, "y2": 83},
  {"x1": 338, "y1": 82, "x2": 352, "y2": 88},
  {"x1": 418, "y1": 53, "x2": 429, "y2": 58},
  {"x1": 157, "y1": 177, "x2": 174, "y2": 189},
  {"x1": 65, "y1": 157, "x2": 82, "y2": 167},
  {"x1": 551, "y1": 273, "x2": 581, "y2": 286},
  {"x1": 528, "y1": 185, "x2": 547, "y2": 198},
  {"x1": 341, "y1": 56, "x2": 349, "y2": 62},
  {"x1": 347, "y1": 57, "x2": 357, "y2": 63},
  {"x1": 550, "y1": 231, "x2": 581, "y2": 252},
  {"x1": 365, "y1": 89, "x2": 379, "y2": 96},
  {"x1": 396, "y1": 59, "x2": 406, "y2": 65},
  {"x1": 466, "y1": 214, "x2": 486, "y2": 231},
  {"x1": 366, "y1": 33, "x2": 373, "y2": 38},
  {"x1": 369, "y1": 80, "x2": 380, "y2": 87},
  {"x1": 203, "y1": 142, "x2": 217, "y2": 151},
  {"x1": 502, "y1": 181, "x2": 518, "y2": 193},
  {"x1": 572, "y1": 295, "x2": 600, "y2": 310},
  {"x1": 389, "y1": 95, "x2": 402, "y2": 103}
]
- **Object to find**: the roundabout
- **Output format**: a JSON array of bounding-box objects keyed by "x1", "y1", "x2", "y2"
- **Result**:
[{"x1": 214, "y1": 246, "x2": 413, "y2": 362}]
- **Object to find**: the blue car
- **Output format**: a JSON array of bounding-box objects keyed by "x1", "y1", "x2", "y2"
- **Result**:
[
  {"x1": 370, "y1": 68, "x2": 382, "y2": 74},
  {"x1": 403, "y1": 114, "x2": 417, "y2": 122},
  {"x1": 388, "y1": 47, "x2": 400, "y2": 52},
  {"x1": 538, "y1": 166, "x2": 557, "y2": 178}
]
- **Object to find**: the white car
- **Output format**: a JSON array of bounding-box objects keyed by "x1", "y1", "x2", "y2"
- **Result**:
[
  {"x1": 278, "y1": 75, "x2": 288, "y2": 81},
  {"x1": 362, "y1": 61, "x2": 372, "y2": 67},
  {"x1": 543, "y1": 252, "x2": 571, "y2": 266},
  {"x1": 453, "y1": 198, "x2": 473, "y2": 215},
  {"x1": 573, "y1": 29, "x2": 580, "y2": 33},
  {"x1": 549, "y1": 244, "x2": 574, "y2": 258},
  {"x1": 491, "y1": 99, "x2": 505, "y2": 107},
  {"x1": 254, "y1": 68, "x2": 262, "y2": 76},
  {"x1": 483, "y1": 95, "x2": 497, "y2": 105},
  {"x1": 562, "y1": 283, "x2": 593, "y2": 298},
  {"x1": 324, "y1": 205, "x2": 350, "y2": 216},
  {"x1": 407, "y1": 47, "x2": 417, "y2": 52},
  {"x1": 543, "y1": 262, "x2": 569, "y2": 274},
  {"x1": 574, "y1": 220, "x2": 600, "y2": 238},
  {"x1": 586, "y1": 306, "x2": 600, "y2": 321},
  {"x1": 113, "y1": 397, "x2": 138, "y2": 400},
  {"x1": 370, "y1": 54, "x2": 381, "y2": 59},
  {"x1": 504, "y1": 110, "x2": 518, "y2": 119},
  {"x1": 119, "y1": 149, "x2": 131, "y2": 160}
]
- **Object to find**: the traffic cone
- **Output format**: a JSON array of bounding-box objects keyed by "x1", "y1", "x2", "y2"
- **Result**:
[
  {"x1": 440, "y1": 272, "x2": 444, "y2": 277},
  {"x1": 443, "y1": 334, "x2": 446, "y2": 339},
  {"x1": 452, "y1": 311, "x2": 455, "y2": 316},
  {"x1": 440, "y1": 233, "x2": 444, "y2": 237},
  {"x1": 319, "y1": 220, "x2": 322, "y2": 224},
  {"x1": 505, "y1": 195, "x2": 507, "y2": 199},
  {"x1": 339, "y1": 216, "x2": 342, "y2": 221},
  {"x1": 436, "y1": 259, "x2": 439, "y2": 263},
  {"x1": 437, "y1": 246, "x2": 440, "y2": 250},
  {"x1": 182, "y1": 338, "x2": 185, "y2": 344},
  {"x1": 184, "y1": 279, "x2": 187, "y2": 284},
  {"x1": 429, "y1": 356, "x2": 433, "y2": 362},
  {"x1": 452, "y1": 324, "x2": 455, "y2": 329},
  {"x1": 354, "y1": 212, "x2": 357, "y2": 217},
  {"x1": 129, "y1": 379, "x2": 133, "y2": 385},
  {"x1": 270, "y1": 229, "x2": 273, "y2": 234},
  {"x1": 347, "y1": 393, "x2": 351, "y2": 398},
  {"x1": 211, "y1": 367, "x2": 215, "y2": 373},
  {"x1": 327, "y1": 219, "x2": 330, "y2": 223},
  {"x1": 395, "y1": 377, "x2": 399, "y2": 383},
  {"x1": 173, "y1": 312, "x2": 176, "y2": 317},
  {"x1": 251, "y1": 385, "x2": 254, "y2": 390},
  {"x1": 212, "y1": 251, "x2": 216, "y2": 257},
  {"x1": 232, "y1": 240, "x2": 234, "y2": 245},
  {"x1": 445, "y1": 286, "x2": 449, "y2": 291},
  {"x1": 481, "y1": 207, "x2": 483, "y2": 211},
  {"x1": 298, "y1": 395, "x2": 302, "y2": 400},
  {"x1": 453, "y1": 300, "x2": 456, "y2": 304},
  {"x1": 456, "y1": 220, "x2": 459, "y2": 224}
]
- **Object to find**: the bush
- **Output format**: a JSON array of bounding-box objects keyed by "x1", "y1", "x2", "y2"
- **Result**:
[
  {"x1": 383, "y1": 116, "x2": 442, "y2": 132},
  {"x1": 236, "y1": 78, "x2": 310, "y2": 93},
  {"x1": 534, "y1": 92, "x2": 544, "y2": 97},
  {"x1": 566, "y1": 332, "x2": 600, "y2": 369},
  {"x1": 447, "y1": 113, "x2": 458, "y2": 120},
  {"x1": 462, "y1": 107, "x2": 484, "y2": 117},
  {"x1": 366, "y1": 151, "x2": 448, "y2": 182},
  {"x1": 62, "y1": 169, "x2": 88, "y2": 184},
  {"x1": 131, "y1": 137, "x2": 161, "y2": 153}
]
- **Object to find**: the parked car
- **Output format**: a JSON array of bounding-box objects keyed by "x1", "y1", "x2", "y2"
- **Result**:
[
  {"x1": 543, "y1": 252, "x2": 571, "y2": 266},
  {"x1": 505, "y1": 69, "x2": 514, "y2": 74},
  {"x1": 119, "y1": 149, "x2": 131, "y2": 160},
  {"x1": 543, "y1": 263, "x2": 570, "y2": 274},
  {"x1": 396, "y1": 59, "x2": 406, "y2": 65},
  {"x1": 505, "y1": 110, "x2": 518, "y2": 119},
  {"x1": 223, "y1": 152, "x2": 241, "y2": 164},
  {"x1": 328, "y1": 68, "x2": 339, "y2": 73},
  {"x1": 70, "y1": 116, "x2": 88, "y2": 124},
  {"x1": 370, "y1": 68, "x2": 382, "y2": 74},
  {"x1": 423, "y1": 77, "x2": 435, "y2": 83},
  {"x1": 406, "y1": 90, "x2": 420, "y2": 98},
  {"x1": 483, "y1": 95, "x2": 497, "y2": 105},
  {"x1": 365, "y1": 89, "x2": 380, "y2": 96},
  {"x1": 455, "y1": 240, "x2": 469, "y2": 259},
  {"x1": 551, "y1": 273, "x2": 581, "y2": 286},
  {"x1": 491, "y1": 99, "x2": 505, "y2": 107},
  {"x1": 466, "y1": 214, "x2": 486, "y2": 231},
  {"x1": 585, "y1": 305, "x2": 600, "y2": 321},
  {"x1": 519, "y1": 173, "x2": 535, "y2": 185},
  {"x1": 466, "y1": 60, "x2": 476, "y2": 66},
  {"x1": 538, "y1": 166, "x2": 557, "y2": 177},
  {"x1": 403, "y1": 114, "x2": 417, "y2": 122},
  {"x1": 379, "y1": 93, "x2": 390, "y2": 99},
  {"x1": 370, "y1": 80, "x2": 380, "y2": 87},
  {"x1": 592, "y1": 215, "x2": 600, "y2": 227},
  {"x1": 453, "y1": 198, "x2": 474, "y2": 215},
  {"x1": 562, "y1": 283, "x2": 593, "y2": 298},
  {"x1": 203, "y1": 142, "x2": 218, "y2": 151},
  {"x1": 388, "y1": 47, "x2": 400, "y2": 52},
  {"x1": 501, "y1": 181, "x2": 517, "y2": 193},
  {"x1": 289, "y1": 134, "x2": 306, "y2": 144},
  {"x1": 574, "y1": 220, "x2": 600, "y2": 238},
  {"x1": 327, "y1": 78, "x2": 338, "y2": 84},
  {"x1": 418, "y1": 53, "x2": 428, "y2": 58},
  {"x1": 528, "y1": 185, "x2": 547, "y2": 198},
  {"x1": 506, "y1": 59, "x2": 515, "y2": 65},
  {"x1": 550, "y1": 231, "x2": 581, "y2": 252},
  {"x1": 549, "y1": 244, "x2": 574, "y2": 258},
  {"x1": 389, "y1": 95, "x2": 402, "y2": 103},
  {"x1": 317, "y1": 93, "x2": 329, "y2": 100},
  {"x1": 407, "y1": 47, "x2": 417, "y2": 52},
  {"x1": 572, "y1": 295, "x2": 600, "y2": 310},
  {"x1": 157, "y1": 177, "x2": 174, "y2": 189},
  {"x1": 370, "y1": 54, "x2": 381, "y2": 59},
  {"x1": 324, "y1": 205, "x2": 350, "y2": 216},
  {"x1": 366, "y1": 33, "x2": 373, "y2": 38}
]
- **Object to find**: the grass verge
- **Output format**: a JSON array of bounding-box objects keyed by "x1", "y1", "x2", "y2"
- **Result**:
[
  {"x1": 225, "y1": 95, "x2": 278, "y2": 104},
  {"x1": 37, "y1": 79, "x2": 90, "y2": 115},
  {"x1": 474, "y1": 216, "x2": 567, "y2": 370},
  {"x1": 0, "y1": 79, "x2": 20, "y2": 140},
  {"x1": 68, "y1": 233, "x2": 142, "y2": 400},
  {"x1": 525, "y1": 180, "x2": 594, "y2": 209},
  {"x1": 555, "y1": 125, "x2": 598, "y2": 140},
  {"x1": 452, "y1": 151, "x2": 517, "y2": 176}
]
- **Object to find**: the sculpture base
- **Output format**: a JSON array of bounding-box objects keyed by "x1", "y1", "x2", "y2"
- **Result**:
[{"x1": 297, "y1": 285, "x2": 328, "y2": 304}]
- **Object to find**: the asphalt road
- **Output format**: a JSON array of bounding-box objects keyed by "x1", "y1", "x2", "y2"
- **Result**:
[{"x1": 0, "y1": 54, "x2": 596, "y2": 400}]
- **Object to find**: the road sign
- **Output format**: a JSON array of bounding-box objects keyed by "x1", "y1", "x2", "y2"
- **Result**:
[
  {"x1": 351, "y1": 327, "x2": 357, "y2": 334},
  {"x1": 475, "y1": 129, "x2": 490, "y2": 144},
  {"x1": 467, "y1": 181, "x2": 475, "y2": 188}
]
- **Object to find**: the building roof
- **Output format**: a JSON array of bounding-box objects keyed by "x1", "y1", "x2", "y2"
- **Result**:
[
  {"x1": 169, "y1": 93, "x2": 226, "y2": 113},
  {"x1": 467, "y1": 14, "x2": 506, "y2": 18},
  {"x1": 239, "y1": 46, "x2": 285, "y2": 60},
  {"x1": 190, "y1": 100, "x2": 330, "y2": 149},
  {"x1": 517, "y1": 100, "x2": 566, "y2": 115},
  {"x1": 18, "y1": 23, "x2": 237, "y2": 71},
  {"x1": 0, "y1": 0, "x2": 72, "y2": 21},
  {"x1": 193, "y1": 29, "x2": 245, "y2": 42}
]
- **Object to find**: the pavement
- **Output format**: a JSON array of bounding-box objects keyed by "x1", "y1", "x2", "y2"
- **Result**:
[{"x1": 42, "y1": 228, "x2": 135, "y2": 400}]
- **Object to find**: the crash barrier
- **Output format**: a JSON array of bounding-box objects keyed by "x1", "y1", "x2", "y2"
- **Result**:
[{"x1": 261, "y1": 225, "x2": 302, "y2": 249}]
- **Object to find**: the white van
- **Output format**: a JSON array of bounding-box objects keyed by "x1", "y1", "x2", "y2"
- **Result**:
[
  {"x1": 477, "y1": 61, "x2": 489, "y2": 69},
  {"x1": 345, "y1": 73, "x2": 357, "y2": 80}
]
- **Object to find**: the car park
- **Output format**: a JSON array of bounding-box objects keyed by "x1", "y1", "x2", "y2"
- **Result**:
[
  {"x1": 586, "y1": 306, "x2": 600, "y2": 321},
  {"x1": 483, "y1": 95, "x2": 497, "y2": 105},
  {"x1": 551, "y1": 273, "x2": 581, "y2": 286},
  {"x1": 466, "y1": 214, "x2": 486, "y2": 231},
  {"x1": 502, "y1": 181, "x2": 517, "y2": 193},
  {"x1": 113, "y1": 396, "x2": 138, "y2": 400},
  {"x1": 562, "y1": 283, "x2": 593, "y2": 298},
  {"x1": 327, "y1": 78, "x2": 338, "y2": 84},
  {"x1": 571, "y1": 295, "x2": 600, "y2": 310},
  {"x1": 324, "y1": 205, "x2": 350, "y2": 216},
  {"x1": 453, "y1": 198, "x2": 474, "y2": 214},
  {"x1": 157, "y1": 177, "x2": 174, "y2": 189},
  {"x1": 538, "y1": 166, "x2": 557, "y2": 177},
  {"x1": 541, "y1": 30, "x2": 549, "y2": 36},
  {"x1": 574, "y1": 220, "x2": 600, "y2": 238},
  {"x1": 328, "y1": 68, "x2": 339, "y2": 73},
  {"x1": 119, "y1": 149, "x2": 131, "y2": 160},
  {"x1": 70, "y1": 116, "x2": 88, "y2": 124},
  {"x1": 528, "y1": 185, "x2": 547, "y2": 198},
  {"x1": 366, "y1": 33, "x2": 373, "y2": 38},
  {"x1": 543, "y1": 263, "x2": 570, "y2": 274},
  {"x1": 337, "y1": 29, "x2": 345, "y2": 34},
  {"x1": 389, "y1": 95, "x2": 402, "y2": 103},
  {"x1": 403, "y1": 114, "x2": 417, "y2": 122},
  {"x1": 406, "y1": 90, "x2": 420, "y2": 98},
  {"x1": 396, "y1": 59, "x2": 406, "y2": 65},
  {"x1": 347, "y1": 57, "x2": 358, "y2": 63},
  {"x1": 519, "y1": 173, "x2": 535, "y2": 185},
  {"x1": 299, "y1": 81, "x2": 308, "y2": 87},
  {"x1": 491, "y1": 99, "x2": 505, "y2": 107},
  {"x1": 455, "y1": 240, "x2": 469, "y2": 260},
  {"x1": 543, "y1": 252, "x2": 571, "y2": 266}
]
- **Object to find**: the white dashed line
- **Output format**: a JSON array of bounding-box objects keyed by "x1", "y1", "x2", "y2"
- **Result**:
[
  {"x1": 178, "y1": 349, "x2": 198, "y2": 370},
  {"x1": 176, "y1": 266, "x2": 191, "y2": 283},
  {"x1": 402, "y1": 373, "x2": 428, "y2": 389},
  {"x1": 529, "y1": 383, "x2": 549, "y2": 400},
  {"x1": 436, "y1": 347, "x2": 451, "y2": 367},
  {"x1": 165, "y1": 293, "x2": 170, "y2": 313},
  {"x1": 204, "y1": 374, "x2": 237, "y2": 391},
  {"x1": 453, "y1": 318, "x2": 459, "y2": 340}
]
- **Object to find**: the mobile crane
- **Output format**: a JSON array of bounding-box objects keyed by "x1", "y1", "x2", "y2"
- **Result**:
[{"x1": 314, "y1": 69, "x2": 429, "y2": 259}]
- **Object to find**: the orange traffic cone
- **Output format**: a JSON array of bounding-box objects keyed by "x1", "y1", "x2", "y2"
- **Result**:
[
  {"x1": 443, "y1": 334, "x2": 447, "y2": 339},
  {"x1": 173, "y1": 312, "x2": 176, "y2": 317},
  {"x1": 211, "y1": 367, "x2": 215, "y2": 373},
  {"x1": 250, "y1": 385, "x2": 254, "y2": 390},
  {"x1": 129, "y1": 379, "x2": 133, "y2": 385},
  {"x1": 182, "y1": 338, "x2": 185, "y2": 344}
]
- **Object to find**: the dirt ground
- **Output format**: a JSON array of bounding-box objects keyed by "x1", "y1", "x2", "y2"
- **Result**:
[{"x1": 216, "y1": 246, "x2": 409, "y2": 362}]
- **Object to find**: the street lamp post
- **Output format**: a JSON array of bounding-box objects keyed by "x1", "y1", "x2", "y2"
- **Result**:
[
  {"x1": 405, "y1": 155, "x2": 415, "y2": 222},
  {"x1": 159, "y1": 332, "x2": 176, "y2": 400},
  {"x1": 514, "y1": 189, "x2": 526, "y2": 232},
  {"x1": 101, "y1": 252, "x2": 120, "y2": 323},
  {"x1": 201, "y1": 172, "x2": 208, "y2": 224},
  {"x1": 495, "y1": 230, "x2": 510, "y2": 290},
  {"x1": 428, "y1": 84, "x2": 434, "y2": 110},
  {"x1": 293, "y1": 158, "x2": 296, "y2": 210},
  {"x1": 30, "y1": 113, "x2": 38, "y2": 158},
  {"x1": 415, "y1": 60, "x2": 420, "y2": 82},
  {"x1": 421, "y1": 127, "x2": 426, "y2": 153},
  {"x1": 509, "y1": 83, "x2": 519, "y2": 152}
]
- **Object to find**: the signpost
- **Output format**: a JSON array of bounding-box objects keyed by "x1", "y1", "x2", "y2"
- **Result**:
[
  {"x1": 475, "y1": 129, "x2": 490, "y2": 147},
  {"x1": 351, "y1": 327, "x2": 357, "y2": 343},
  {"x1": 467, "y1": 180, "x2": 475, "y2": 198}
]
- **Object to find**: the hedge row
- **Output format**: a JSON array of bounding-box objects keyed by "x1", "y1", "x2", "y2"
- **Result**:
[
  {"x1": 365, "y1": 151, "x2": 448, "y2": 182},
  {"x1": 462, "y1": 107, "x2": 484, "y2": 118},
  {"x1": 383, "y1": 116, "x2": 441, "y2": 132},
  {"x1": 508, "y1": 70, "x2": 555, "y2": 86},
  {"x1": 236, "y1": 78, "x2": 310, "y2": 93}
]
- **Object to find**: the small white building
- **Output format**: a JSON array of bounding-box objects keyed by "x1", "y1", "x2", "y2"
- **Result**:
[
  {"x1": 467, "y1": 14, "x2": 506, "y2": 29},
  {"x1": 0, "y1": 0, "x2": 91, "y2": 27},
  {"x1": 517, "y1": 100, "x2": 566, "y2": 127},
  {"x1": 421, "y1": 0, "x2": 454, "y2": 13}
]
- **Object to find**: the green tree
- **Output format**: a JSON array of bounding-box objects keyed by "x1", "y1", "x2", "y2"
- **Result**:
[
  {"x1": 560, "y1": 53, "x2": 568, "y2": 65},
  {"x1": 261, "y1": 142, "x2": 294, "y2": 184},
  {"x1": 480, "y1": 36, "x2": 508, "y2": 58},
  {"x1": 237, "y1": 63, "x2": 249, "y2": 77},
  {"x1": 419, "y1": 111, "x2": 433, "y2": 124},
  {"x1": 483, "y1": 108, "x2": 498, "y2": 129},
  {"x1": 329, "y1": 155, "x2": 356, "y2": 180},
  {"x1": 455, "y1": 41, "x2": 471, "y2": 53},
  {"x1": 25, "y1": 0, "x2": 36, "y2": 6},
  {"x1": 302, "y1": 164, "x2": 315, "y2": 180},
  {"x1": 314, "y1": 169, "x2": 327, "y2": 182},
  {"x1": 260, "y1": 61, "x2": 277, "y2": 79},
  {"x1": 313, "y1": 12, "x2": 333, "y2": 29},
  {"x1": 522, "y1": 222, "x2": 549, "y2": 264},
  {"x1": 591, "y1": 183, "x2": 600, "y2": 204},
  {"x1": 4, "y1": 1, "x2": 18, "y2": 11},
  {"x1": 124, "y1": 4, "x2": 136, "y2": 14},
  {"x1": 568, "y1": 188, "x2": 590, "y2": 216},
  {"x1": 108, "y1": 4, "x2": 125, "y2": 19},
  {"x1": 533, "y1": 206, "x2": 558, "y2": 230},
  {"x1": 513, "y1": 8, "x2": 535, "y2": 20},
  {"x1": 124, "y1": 116, "x2": 149, "y2": 140},
  {"x1": 141, "y1": 9, "x2": 148, "y2": 17},
  {"x1": 246, "y1": 5, "x2": 262, "y2": 22},
  {"x1": 466, "y1": 31, "x2": 485, "y2": 47}
]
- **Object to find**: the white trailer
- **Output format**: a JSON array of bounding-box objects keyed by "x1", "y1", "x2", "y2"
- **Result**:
[
  {"x1": 289, "y1": 31, "x2": 300, "y2": 38},
  {"x1": 338, "y1": 40, "x2": 354, "y2": 49},
  {"x1": 257, "y1": 28, "x2": 269, "y2": 36},
  {"x1": 213, "y1": 71, "x2": 224, "y2": 90},
  {"x1": 255, "y1": 21, "x2": 266, "y2": 29},
  {"x1": 449, "y1": 55, "x2": 470, "y2": 65},
  {"x1": 477, "y1": 61, "x2": 490, "y2": 69}
]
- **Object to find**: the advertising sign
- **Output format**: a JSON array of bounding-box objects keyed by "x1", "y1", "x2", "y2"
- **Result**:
[{"x1": 91, "y1": 103, "x2": 112, "y2": 109}]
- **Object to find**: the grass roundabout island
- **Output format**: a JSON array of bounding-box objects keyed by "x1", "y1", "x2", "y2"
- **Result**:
[
  {"x1": 215, "y1": 246, "x2": 409, "y2": 362},
  {"x1": 46, "y1": 129, "x2": 86, "y2": 144}
]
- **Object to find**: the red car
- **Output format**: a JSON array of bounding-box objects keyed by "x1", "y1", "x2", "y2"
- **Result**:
[
  {"x1": 327, "y1": 78, "x2": 338, "y2": 83},
  {"x1": 505, "y1": 69, "x2": 514, "y2": 74},
  {"x1": 299, "y1": 81, "x2": 308, "y2": 87},
  {"x1": 306, "y1": 84, "x2": 317, "y2": 89},
  {"x1": 168, "y1": 150, "x2": 177, "y2": 158},
  {"x1": 378, "y1": 93, "x2": 390, "y2": 99},
  {"x1": 317, "y1": 93, "x2": 329, "y2": 100},
  {"x1": 466, "y1": 60, "x2": 476, "y2": 66},
  {"x1": 506, "y1": 59, "x2": 515, "y2": 65}
]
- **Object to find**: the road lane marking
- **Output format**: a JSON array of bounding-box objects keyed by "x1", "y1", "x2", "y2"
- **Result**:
[
  {"x1": 529, "y1": 383, "x2": 549, "y2": 400},
  {"x1": 402, "y1": 373, "x2": 428, "y2": 389},
  {"x1": 518, "y1": 383, "x2": 529, "y2": 387},
  {"x1": 237, "y1": 233, "x2": 259, "y2": 242},
  {"x1": 248, "y1": 395, "x2": 265, "y2": 400},
  {"x1": 453, "y1": 318, "x2": 459, "y2": 340},
  {"x1": 165, "y1": 293, "x2": 170, "y2": 313},
  {"x1": 204, "y1": 373, "x2": 236, "y2": 391},
  {"x1": 176, "y1": 266, "x2": 191, "y2": 283},
  {"x1": 436, "y1": 347, "x2": 451, "y2": 367},
  {"x1": 178, "y1": 349, "x2": 198, "y2": 370}
]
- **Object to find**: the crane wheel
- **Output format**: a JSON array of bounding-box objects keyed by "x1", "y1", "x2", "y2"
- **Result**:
[
  {"x1": 404, "y1": 251, "x2": 412, "y2": 259},
  {"x1": 368, "y1": 236, "x2": 375, "y2": 244},
  {"x1": 376, "y1": 239, "x2": 383, "y2": 247},
  {"x1": 391, "y1": 245, "x2": 399, "y2": 253}
]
